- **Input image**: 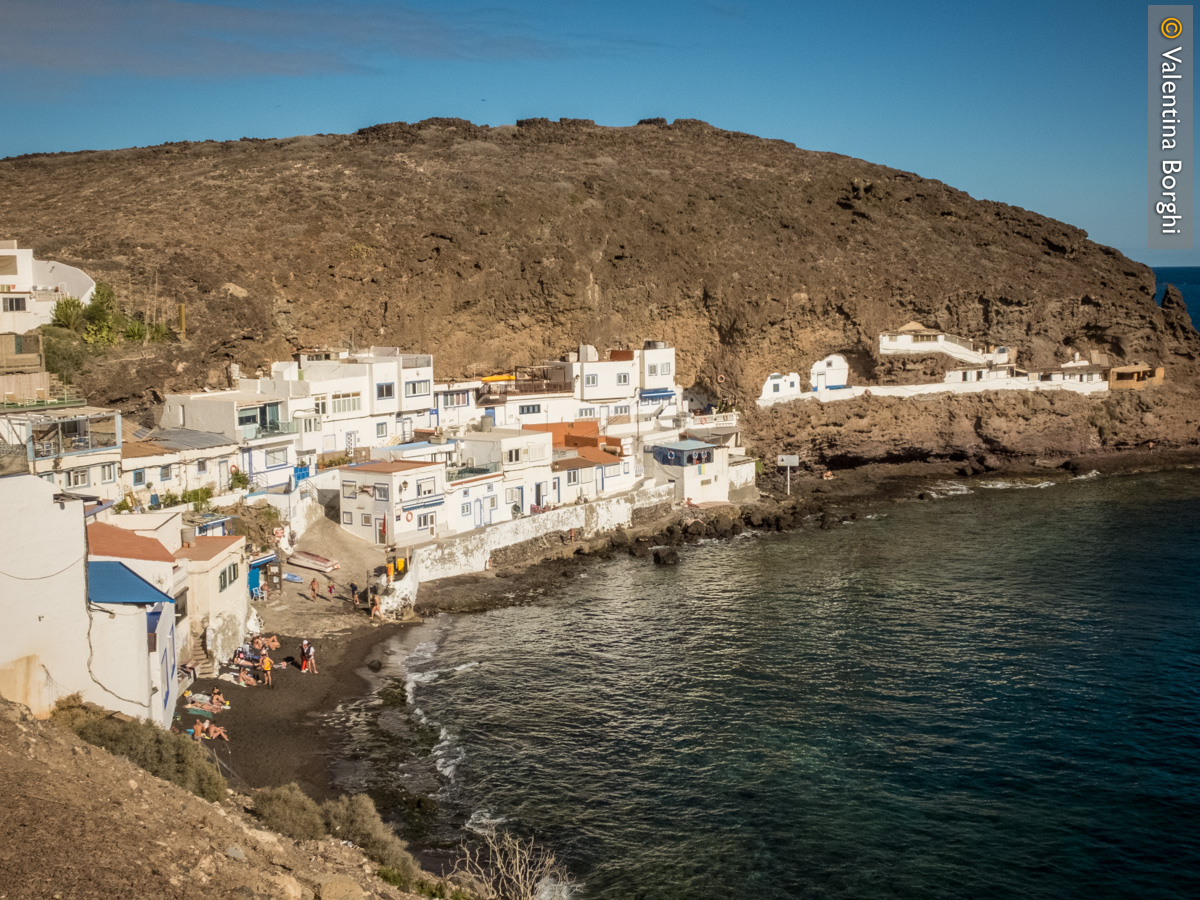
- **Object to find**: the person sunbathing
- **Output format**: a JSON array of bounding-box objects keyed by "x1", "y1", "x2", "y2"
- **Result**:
[
  {"x1": 188, "y1": 698, "x2": 224, "y2": 713},
  {"x1": 198, "y1": 720, "x2": 229, "y2": 741}
]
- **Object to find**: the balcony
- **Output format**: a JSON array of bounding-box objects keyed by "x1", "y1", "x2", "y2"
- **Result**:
[
  {"x1": 687, "y1": 411, "x2": 739, "y2": 428},
  {"x1": 32, "y1": 429, "x2": 118, "y2": 459},
  {"x1": 477, "y1": 379, "x2": 572, "y2": 401},
  {"x1": 238, "y1": 420, "x2": 298, "y2": 441},
  {"x1": 400, "y1": 354, "x2": 433, "y2": 369},
  {"x1": 446, "y1": 460, "x2": 501, "y2": 482}
]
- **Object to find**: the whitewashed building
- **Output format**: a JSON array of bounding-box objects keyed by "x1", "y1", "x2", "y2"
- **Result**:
[
  {"x1": 457, "y1": 427, "x2": 554, "y2": 513},
  {"x1": 337, "y1": 459, "x2": 448, "y2": 546},
  {"x1": 0, "y1": 405, "x2": 124, "y2": 500},
  {"x1": 0, "y1": 241, "x2": 96, "y2": 332}
]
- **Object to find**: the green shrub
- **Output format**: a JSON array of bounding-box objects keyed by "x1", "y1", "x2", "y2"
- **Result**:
[
  {"x1": 157, "y1": 491, "x2": 181, "y2": 509},
  {"x1": 323, "y1": 794, "x2": 418, "y2": 880},
  {"x1": 254, "y1": 783, "x2": 326, "y2": 840},
  {"x1": 149, "y1": 322, "x2": 174, "y2": 343},
  {"x1": 51, "y1": 696, "x2": 225, "y2": 801},
  {"x1": 42, "y1": 328, "x2": 87, "y2": 384},
  {"x1": 230, "y1": 470, "x2": 250, "y2": 490},
  {"x1": 125, "y1": 319, "x2": 148, "y2": 342},
  {"x1": 83, "y1": 321, "x2": 121, "y2": 347},
  {"x1": 51, "y1": 296, "x2": 85, "y2": 333}
]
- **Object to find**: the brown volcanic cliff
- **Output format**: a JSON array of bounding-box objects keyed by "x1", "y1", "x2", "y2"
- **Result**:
[{"x1": 1, "y1": 117, "x2": 1197, "y2": 459}]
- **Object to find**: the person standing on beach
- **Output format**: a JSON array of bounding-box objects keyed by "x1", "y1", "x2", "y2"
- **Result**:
[
  {"x1": 301, "y1": 640, "x2": 318, "y2": 675},
  {"x1": 327, "y1": 578, "x2": 335, "y2": 600},
  {"x1": 348, "y1": 580, "x2": 359, "y2": 606},
  {"x1": 309, "y1": 578, "x2": 320, "y2": 602},
  {"x1": 370, "y1": 593, "x2": 383, "y2": 620},
  {"x1": 261, "y1": 652, "x2": 273, "y2": 687},
  {"x1": 299, "y1": 639, "x2": 310, "y2": 672}
]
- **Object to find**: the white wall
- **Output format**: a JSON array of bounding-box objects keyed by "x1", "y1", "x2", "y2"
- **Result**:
[
  {"x1": 0, "y1": 477, "x2": 92, "y2": 718},
  {"x1": 758, "y1": 372, "x2": 804, "y2": 406},
  {"x1": 810, "y1": 354, "x2": 849, "y2": 391},
  {"x1": 412, "y1": 483, "x2": 675, "y2": 580}
]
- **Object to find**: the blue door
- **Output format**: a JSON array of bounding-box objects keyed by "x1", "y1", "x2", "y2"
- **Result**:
[{"x1": 248, "y1": 566, "x2": 261, "y2": 592}]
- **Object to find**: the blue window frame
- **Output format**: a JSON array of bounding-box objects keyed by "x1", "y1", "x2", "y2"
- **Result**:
[
  {"x1": 377, "y1": 383, "x2": 395, "y2": 400},
  {"x1": 132, "y1": 469, "x2": 146, "y2": 486}
]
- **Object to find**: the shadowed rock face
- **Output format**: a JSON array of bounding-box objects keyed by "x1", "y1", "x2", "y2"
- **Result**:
[{"x1": 2, "y1": 118, "x2": 1197, "y2": 458}]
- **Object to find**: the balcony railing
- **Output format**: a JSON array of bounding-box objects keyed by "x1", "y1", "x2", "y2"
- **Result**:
[
  {"x1": 446, "y1": 461, "x2": 501, "y2": 482},
  {"x1": 239, "y1": 420, "x2": 299, "y2": 441},
  {"x1": 688, "y1": 412, "x2": 739, "y2": 428},
  {"x1": 477, "y1": 379, "x2": 572, "y2": 400},
  {"x1": 1, "y1": 393, "x2": 85, "y2": 411},
  {"x1": 32, "y1": 431, "x2": 118, "y2": 459}
]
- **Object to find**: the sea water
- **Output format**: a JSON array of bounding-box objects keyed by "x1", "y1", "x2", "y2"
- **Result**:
[{"x1": 337, "y1": 470, "x2": 1200, "y2": 899}]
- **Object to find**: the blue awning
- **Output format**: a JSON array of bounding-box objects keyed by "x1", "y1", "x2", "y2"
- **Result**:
[
  {"x1": 88, "y1": 561, "x2": 174, "y2": 606},
  {"x1": 249, "y1": 552, "x2": 277, "y2": 568},
  {"x1": 400, "y1": 497, "x2": 445, "y2": 513},
  {"x1": 639, "y1": 388, "x2": 676, "y2": 399}
]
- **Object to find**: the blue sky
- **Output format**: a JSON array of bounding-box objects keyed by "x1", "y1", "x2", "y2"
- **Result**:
[{"x1": 2, "y1": 0, "x2": 1194, "y2": 265}]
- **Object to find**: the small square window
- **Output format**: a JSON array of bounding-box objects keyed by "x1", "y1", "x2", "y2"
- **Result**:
[
  {"x1": 417, "y1": 478, "x2": 435, "y2": 496},
  {"x1": 196, "y1": 460, "x2": 208, "y2": 475},
  {"x1": 461, "y1": 503, "x2": 471, "y2": 516},
  {"x1": 361, "y1": 514, "x2": 371, "y2": 526},
  {"x1": 342, "y1": 481, "x2": 356, "y2": 499},
  {"x1": 100, "y1": 463, "x2": 116, "y2": 483},
  {"x1": 160, "y1": 466, "x2": 172, "y2": 481},
  {"x1": 584, "y1": 374, "x2": 598, "y2": 387},
  {"x1": 375, "y1": 483, "x2": 389, "y2": 502},
  {"x1": 617, "y1": 372, "x2": 629, "y2": 385},
  {"x1": 377, "y1": 383, "x2": 395, "y2": 400},
  {"x1": 376, "y1": 422, "x2": 387, "y2": 438},
  {"x1": 132, "y1": 469, "x2": 146, "y2": 486},
  {"x1": 343, "y1": 511, "x2": 352, "y2": 524}
]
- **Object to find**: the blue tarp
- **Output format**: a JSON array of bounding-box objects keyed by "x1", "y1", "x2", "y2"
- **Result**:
[
  {"x1": 639, "y1": 388, "x2": 676, "y2": 399},
  {"x1": 88, "y1": 561, "x2": 174, "y2": 606}
]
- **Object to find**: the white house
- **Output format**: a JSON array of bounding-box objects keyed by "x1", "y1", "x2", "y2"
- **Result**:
[
  {"x1": 879, "y1": 322, "x2": 1009, "y2": 367},
  {"x1": 172, "y1": 533, "x2": 248, "y2": 669},
  {"x1": 644, "y1": 439, "x2": 729, "y2": 504},
  {"x1": 457, "y1": 427, "x2": 554, "y2": 513},
  {"x1": 159, "y1": 388, "x2": 299, "y2": 489},
  {"x1": 0, "y1": 405, "x2": 124, "y2": 500},
  {"x1": 0, "y1": 475, "x2": 177, "y2": 727},
  {"x1": 431, "y1": 380, "x2": 482, "y2": 430},
  {"x1": 810, "y1": 354, "x2": 850, "y2": 391},
  {"x1": 444, "y1": 463, "x2": 511, "y2": 531},
  {"x1": 0, "y1": 240, "x2": 96, "y2": 333},
  {"x1": 337, "y1": 459, "x2": 448, "y2": 546},
  {"x1": 758, "y1": 372, "x2": 804, "y2": 406},
  {"x1": 119, "y1": 429, "x2": 239, "y2": 505}
]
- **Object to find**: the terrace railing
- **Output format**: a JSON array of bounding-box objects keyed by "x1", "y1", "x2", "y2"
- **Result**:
[
  {"x1": 238, "y1": 420, "x2": 299, "y2": 441},
  {"x1": 477, "y1": 379, "x2": 572, "y2": 400},
  {"x1": 446, "y1": 461, "x2": 501, "y2": 482}
]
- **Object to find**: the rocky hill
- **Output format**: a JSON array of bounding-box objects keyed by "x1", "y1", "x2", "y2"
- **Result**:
[
  {"x1": 1, "y1": 117, "x2": 1197, "y2": 458},
  {"x1": 0, "y1": 694, "x2": 424, "y2": 900}
]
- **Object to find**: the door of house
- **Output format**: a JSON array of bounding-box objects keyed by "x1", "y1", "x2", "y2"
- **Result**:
[
  {"x1": 474, "y1": 499, "x2": 484, "y2": 529},
  {"x1": 219, "y1": 460, "x2": 229, "y2": 489},
  {"x1": 552, "y1": 478, "x2": 560, "y2": 504},
  {"x1": 346, "y1": 431, "x2": 358, "y2": 455},
  {"x1": 816, "y1": 372, "x2": 826, "y2": 391},
  {"x1": 375, "y1": 517, "x2": 387, "y2": 544}
]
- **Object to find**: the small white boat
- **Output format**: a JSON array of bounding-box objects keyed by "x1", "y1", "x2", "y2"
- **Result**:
[{"x1": 287, "y1": 550, "x2": 340, "y2": 573}]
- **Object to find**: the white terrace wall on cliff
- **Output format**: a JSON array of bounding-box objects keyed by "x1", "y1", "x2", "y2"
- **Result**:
[{"x1": 412, "y1": 484, "x2": 675, "y2": 581}]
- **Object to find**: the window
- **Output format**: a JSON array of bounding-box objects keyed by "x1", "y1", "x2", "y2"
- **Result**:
[
  {"x1": 196, "y1": 460, "x2": 207, "y2": 475},
  {"x1": 488, "y1": 496, "x2": 498, "y2": 510},
  {"x1": 100, "y1": 463, "x2": 116, "y2": 483},
  {"x1": 662, "y1": 363, "x2": 671, "y2": 375},
  {"x1": 67, "y1": 468, "x2": 89, "y2": 488},
  {"x1": 160, "y1": 465, "x2": 172, "y2": 481},
  {"x1": 584, "y1": 374, "x2": 598, "y2": 387},
  {"x1": 219, "y1": 562, "x2": 239, "y2": 592},
  {"x1": 418, "y1": 512, "x2": 435, "y2": 529},
  {"x1": 303, "y1": 416, "x2": 321, "y2": 433},
  {"x1": 342, "y1": 481, "x2": 356, "y2": 499},
  {"x1": 361, "y1": 514, "x2": 371, "y2": 526},
  {"x1": 265, "y1": 448, "x2": 288, "y2": 467},
  {"x1": 567, "y1": 469, "x2": 580, "y2": 485},
  {"x1": 506, "y1": 449, "x2": 521, "y2": 464},
  {"x1": 237, "y1": 408, "x2": 260, "y2": 428},
  {"x1": 417, "y1": 478, "x2": 435, "y2": 496},
  {"x1": 3, "y1": 296, "x2": 27, "y2": 312},
  {"x1": 505, "y1": 488, "x2": 520, "y2": 503},
  {"x1": 314, "y1": 395, "x2": 328, "y2": 415},
  {"x1": 518, "y1": 404, "x2": 541, "y2": 415},
  {"x1": 773, "y1": 383, "x2": 781, "y2": 393},
  {"x1": 132, "y1": 469, "x2": 146, "y2": 486},
  {"x1": 615, "y1": 405, "x2": 630, "y2": 416},
  {"x1": 375, "y1": 483, "x2": 389, "y2": 502},
  {"x1": 443, "y1": 391, "x2": 470, "y2": 408},
  {"x1": 404, "y1": 380, "x2": 431, "y2": 397},
  {"x1": 647, "y1": 364, "x2": 658, "y2": 376},
  {"x1": 343, "y1": 511, "x2": 352, "y2": 524},
  {"x1": 579, "y1": 408, "x2": 597, "y2": 418},
  {"x1": 461, "y1": 503, "x2": 471, "y2": 516},
  {"x1": 376, "y1": 422, "x2": 388, "y2": 438},
  {"x1": 376, "y1": 383, "x2": 395, "y2": 400},
  {"x1": 331, "y1": 392, "x2": 362, "y2": 413},
  {"x1": 617, "y1": 372, "x2": 629, "y2": 385}
]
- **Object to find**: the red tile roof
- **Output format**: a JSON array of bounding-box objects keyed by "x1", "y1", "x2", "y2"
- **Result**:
[{"x1": 87, "y1": 522, "x2": 175, "y2": 563}]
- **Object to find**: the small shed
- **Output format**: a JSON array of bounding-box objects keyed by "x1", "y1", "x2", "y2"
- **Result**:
[{"x1": 810, "y1": 354, "x2": 849, "y2": 391}]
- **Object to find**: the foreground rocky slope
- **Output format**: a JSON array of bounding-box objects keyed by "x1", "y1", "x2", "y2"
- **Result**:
[
  {"x1": 1, "y1": 118, "x2": 1197, "y2": 457},
  {"x1": 0, "y1": 694, "x2": 423, "y2": 900}
]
